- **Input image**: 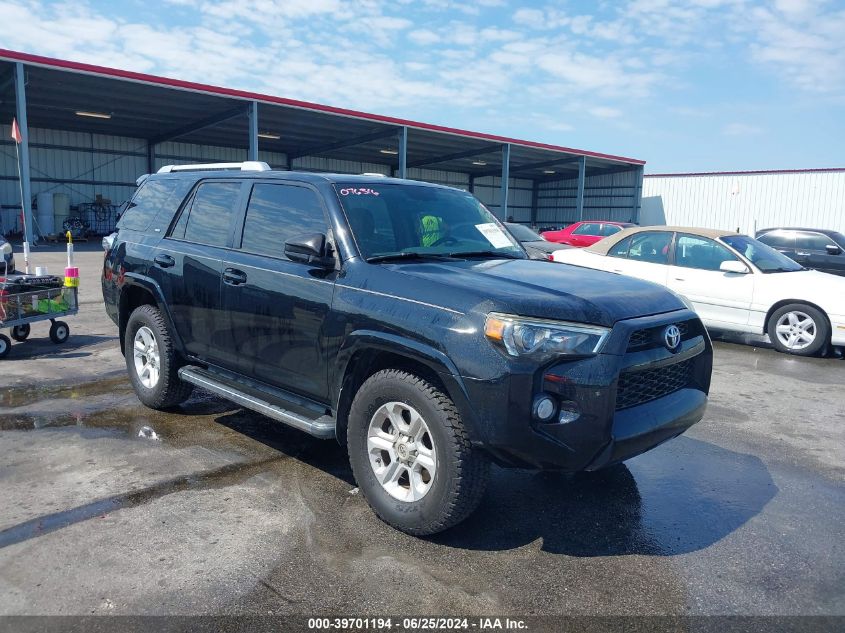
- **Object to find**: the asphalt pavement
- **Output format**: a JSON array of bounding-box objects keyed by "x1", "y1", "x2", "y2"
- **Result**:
[{"x1": 0, "y1": 247, "x2": 842, "y2": 621}]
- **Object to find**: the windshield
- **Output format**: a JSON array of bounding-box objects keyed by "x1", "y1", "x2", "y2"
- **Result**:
[
  {"x1": 721, "y1": 235, "x2": 804, "y2": 273},
  {"x1": 505, "y1": 223, "x2": 543, "y2": 242},
  {"x1": 335, "y1": 183, "x2": 525, "y2": 260}
]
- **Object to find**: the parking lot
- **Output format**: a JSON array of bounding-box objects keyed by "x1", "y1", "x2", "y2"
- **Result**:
[{"x1": 1, "y1": 247, "x2": 843, "y2": 618}]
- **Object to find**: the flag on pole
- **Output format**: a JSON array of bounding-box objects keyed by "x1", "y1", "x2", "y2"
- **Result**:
[{"x1": 11, "y1": 117, "x2": 22, "y2": 144}]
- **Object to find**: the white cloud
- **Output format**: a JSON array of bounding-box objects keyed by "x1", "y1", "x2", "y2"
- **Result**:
[
  {"x1": 589, "y1": 106, "x2": 623, "y2": 119},
  {"x1": 722, "y1": 122, "x2": 764, "y2": 136}
]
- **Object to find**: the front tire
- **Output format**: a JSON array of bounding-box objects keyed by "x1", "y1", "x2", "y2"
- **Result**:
[
  {"x1": 347, "y1": 369, "x2": 489, "y2": 536},
  {"x1": 0, "y1": 334, "x2": 10, "y2": 359},
  {"x1": 49, "y1": 321, "x2": 69, "y2": 344},
  {"x1": 768, "y1": 303, "x2": 829, "y2": 356},
  {"x1": 124, "y1": 304, "x2": 192, "y2": 409}
]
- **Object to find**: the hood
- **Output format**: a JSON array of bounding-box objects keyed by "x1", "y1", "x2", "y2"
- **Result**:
[{"x1": 388, "y1": 258, "x2": 685, "y2": 327}]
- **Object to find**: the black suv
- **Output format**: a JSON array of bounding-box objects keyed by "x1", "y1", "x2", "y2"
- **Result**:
[
  {"x1": 102, "y1": 162, "x2": 712, "y2": 535},
  {"x1": 756, "y1": 227, "x2": 845, "y2": 277}
]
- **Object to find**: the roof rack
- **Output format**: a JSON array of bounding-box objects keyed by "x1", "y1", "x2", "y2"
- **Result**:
[{"x1": 157, "y1": 161, "x2": 271, "y2": 174}]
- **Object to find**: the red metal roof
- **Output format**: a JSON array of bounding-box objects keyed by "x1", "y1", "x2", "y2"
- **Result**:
[
  {"x1": 0, "y1": 48, "x2": 645, "y2": 166},
  {"x1": 646, "y1": 168, "x2": 845, "y2": 177}
]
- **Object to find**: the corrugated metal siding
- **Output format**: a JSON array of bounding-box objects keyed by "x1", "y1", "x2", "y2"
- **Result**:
[
  {"x1": 473, "y1": 176, "x2": 533, "y2": 221},
  {"x1": 642, "y1": 171, "x2": 845, "y2": 235},
  {"x1": 537, "y1": 169, "x2": 639, "y2": 226}
]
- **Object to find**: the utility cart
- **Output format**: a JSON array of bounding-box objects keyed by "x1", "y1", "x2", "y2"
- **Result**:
[{"x1": 0, "y1": 281, "x2": 77, "y2": 358}]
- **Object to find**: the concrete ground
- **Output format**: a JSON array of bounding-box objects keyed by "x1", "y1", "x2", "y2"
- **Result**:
[{"x1": 0, "y1": 247, "x2": 843, "y2": 618}]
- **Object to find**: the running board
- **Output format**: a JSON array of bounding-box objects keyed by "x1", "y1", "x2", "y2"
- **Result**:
[{"x1": 178, "y1": 365, "x2": 336, "y2": 439}]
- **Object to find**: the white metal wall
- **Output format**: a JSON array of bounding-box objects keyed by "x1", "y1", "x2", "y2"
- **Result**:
[{"x1": 642, "y1": 171, "x2": 845, "y2": 235}]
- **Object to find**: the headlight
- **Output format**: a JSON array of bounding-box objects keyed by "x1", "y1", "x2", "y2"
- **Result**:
[{"x1": 484, "y1": 312, "x2": 609, "y2": 359}]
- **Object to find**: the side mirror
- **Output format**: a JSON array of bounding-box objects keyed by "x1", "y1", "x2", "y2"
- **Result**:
[
  {"x1": 284, "y1": 233, "x2": 334, "y2": 267},
  {"x1": 825, "y1": 244, "x2": 842, "y2": 256},
  {"x1": 720, "y1": 260, "x2": 750, "y2": 274}
]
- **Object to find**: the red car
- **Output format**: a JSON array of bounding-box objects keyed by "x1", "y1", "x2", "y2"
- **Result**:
[{"x1": 541, "y1": 221, "x2": 635, "y2": 247}]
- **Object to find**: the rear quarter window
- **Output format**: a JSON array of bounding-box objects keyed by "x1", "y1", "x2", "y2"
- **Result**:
[{"x1": 117, "y1": 178, "x2": 193, "y2": 233}]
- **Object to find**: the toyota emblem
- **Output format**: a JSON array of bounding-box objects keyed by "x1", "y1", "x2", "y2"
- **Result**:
[{"x1": 664, "y1": 325, "x2": 682, "y2": 351}]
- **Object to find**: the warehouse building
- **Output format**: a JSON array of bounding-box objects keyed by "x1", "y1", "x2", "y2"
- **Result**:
[
  {"x1": 0, "y1": 49, "x2": 645, "y2": 243},
  {"x1": 642, "y1": 168, "x2": 845, "y2": 236}
]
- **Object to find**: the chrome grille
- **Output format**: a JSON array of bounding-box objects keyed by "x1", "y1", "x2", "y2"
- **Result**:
[{"x1": 615, "y1": 359, "x2": 692, "y2": 410}]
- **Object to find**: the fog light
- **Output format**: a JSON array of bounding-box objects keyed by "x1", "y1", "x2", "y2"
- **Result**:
[
  {"x1": 533, "y1": 395, "x2": 556, "y2": 421},
  {"x1": 558, "y1": 402, "x2": 580, "y2": 424}
]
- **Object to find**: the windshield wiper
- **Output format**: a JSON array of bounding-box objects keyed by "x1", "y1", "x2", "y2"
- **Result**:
[
  {"x1": 366, "y1": 252, "x2": 457, "y2": 263},
  {"x1": 446, "y1": 250, "x2": 523, "y2": 260}
]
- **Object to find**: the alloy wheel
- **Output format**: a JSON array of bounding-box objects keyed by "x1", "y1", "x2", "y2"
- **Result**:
[
  {"x1": 133, "y1": 326, "x2": 161, "y2": 388},
  {"x1": 367, "y1": 401, "x2": 437, "y2": 502},
  {"x1": 774, "y1": 310, "x2": 816, "y2": 351}
]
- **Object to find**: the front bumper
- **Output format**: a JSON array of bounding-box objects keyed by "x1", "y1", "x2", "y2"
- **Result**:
[
  {"x1": 462, "y1": 309, "x2": 712, "y2": 471},
  {"x1": 830, "y1": 315, "x2": 845, "y2": 346}
]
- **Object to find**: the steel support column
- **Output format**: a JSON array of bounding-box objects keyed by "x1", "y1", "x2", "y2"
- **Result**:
[
  {"x1": 147, "y1": 142, "x2": 156, "y2": 174},
  {"x1": 468, "y1": 175, "x2": 475, "y2": 195},
  {"x1": 632, "y1": 165, "x2": 644, "y2": 223},
  {"x1": 398, "y1": 126, "x2": 408, "y2": 179},
  {"x1": 575, "y1": 156, "x2": 586, "y2": 221},
  {"x1": 531, "y1": 180, "x2": 540, "y2": 228},
  {"x1": 14, "y1": 62, "x2": 33, "y2": 245},
  {"x1": 500, "y1": 143, "x2": 510, "y2": 219},
  {"x1": 248, "y1": 101, "x2": 259, "y2": 161}
]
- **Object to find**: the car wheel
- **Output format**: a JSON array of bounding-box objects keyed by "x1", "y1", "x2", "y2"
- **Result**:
[
  {"x1": 347, "y1": 369, "x2": 489, "y2": 536},
  {"x1": 125, "y1": 304, "x2": 192, "y2": 409},
  {"x1": 11, "y1": 324, "x2": 30, "y2": 342},
  {"x1": 49, "y1": 321, "x2": 70, "y2": 344},
  {"x1": 0, "y1": 334, "x2": 10, "y2": 359},
  {"x1": 768, "y1": 303, "x2": 829, "y2": 356}
]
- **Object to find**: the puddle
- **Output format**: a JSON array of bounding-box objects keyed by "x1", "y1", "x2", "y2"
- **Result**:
[
  {"x1": 0, "y1": 375, "x2": 133, "y2": 408},
  {"x1": 0, "y1": 455, "x2": 286, "y2": 550}
]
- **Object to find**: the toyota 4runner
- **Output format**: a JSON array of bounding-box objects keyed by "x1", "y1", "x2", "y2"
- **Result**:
[{"x1": 102, "y1": 162, "x2": 713, "y2": 535}]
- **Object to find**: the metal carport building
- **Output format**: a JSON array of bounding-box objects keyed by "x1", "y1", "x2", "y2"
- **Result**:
[{"x1": 0, "y1": 49, "x2": 645, "y2": 244}]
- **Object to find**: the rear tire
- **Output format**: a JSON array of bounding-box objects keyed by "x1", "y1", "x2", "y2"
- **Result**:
[
  {"x1": 11, "y1": 324, "x2": 30, "y2": 342},
  {"x1": 347, "y1": 369, "x2": 489, "y2": 536},
  {"x1": 768, "y1": 303, "x2": 829, "y2": 356},
  {"x1": 49, "y1": 321, "x2": 69, "y2": 344},
  {"x1": 125, "y1": 304, "x2": 192, "y2": 409}
]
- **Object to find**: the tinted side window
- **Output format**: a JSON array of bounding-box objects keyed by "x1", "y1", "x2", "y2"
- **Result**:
[
  {"x1": 598, "y1": 224, "x2": 621, "y2": 236},
  {"x1": 241, "y1": 184, "x2": 327, "y2": 259},
  {"x1": 572, "y1": 222, "x2": 602, "y2": 235},
  {"x1": 118, "y1": 179, "x2": 192, "y2": 232},
  {"x1": 171, "y1": 182, "x2": 241, "y2": 247},
  {"x1": 609, "y1": 236, "x2": 632, "y2": 258},
  {"x1": 757, "y1": 231, "x2": 794, "y2": 249},
  {"x1": 627, "y1": 232, "x2": 673, "y2": 264},
  {"x1": 674, "y1": 234, "x2": 738, "y2": 271},
  {"x1": 795, "y1": 231, "x2": 836, "y2": 251}
]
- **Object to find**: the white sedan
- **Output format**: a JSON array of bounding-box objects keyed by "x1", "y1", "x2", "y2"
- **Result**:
[{"x1": 552, "y1": 226, "x2": 845, "y2": 356}]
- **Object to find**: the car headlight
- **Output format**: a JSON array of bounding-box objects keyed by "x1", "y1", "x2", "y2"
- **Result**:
[{"x1": 484, "y1": 312, "x2": 609, "y2": 359}]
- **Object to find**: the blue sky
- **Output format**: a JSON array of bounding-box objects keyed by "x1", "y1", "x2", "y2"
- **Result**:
[{"x1": 3, "y1": 0, "x2": 844, "y2": 172}]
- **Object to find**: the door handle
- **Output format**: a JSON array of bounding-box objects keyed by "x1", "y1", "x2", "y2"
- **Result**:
[
  {"x1": 795, "y1": 251, "x2": 810, "y2": 257},
  {"x1": 154, "y1": 254, "x2": 175, "y2": 268},
  {"x1": 674, "y1": 277, "x2": 685, "y2": 281},
  {"x1": 222, "y1": 268, "x2": 247, "y2": 286}
]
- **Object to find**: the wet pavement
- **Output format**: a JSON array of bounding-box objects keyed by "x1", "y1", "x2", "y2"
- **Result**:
[{"x1": 0, "y1": 251, "x2": 843, "y2": 618}]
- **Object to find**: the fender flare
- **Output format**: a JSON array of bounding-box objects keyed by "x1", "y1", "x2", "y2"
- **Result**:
[
  {"x1": 119, "y1": 273, "x2": 185, "y2": 355},
  {"x1": 333, "y1": 330, "x2": 479, "y2": 439}
]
